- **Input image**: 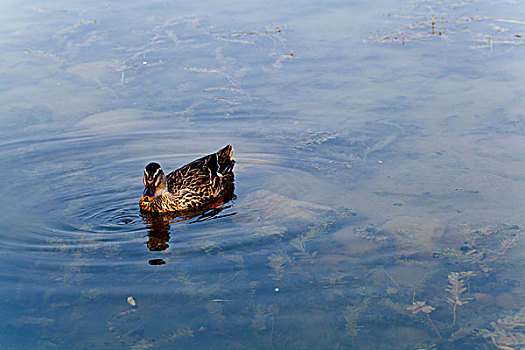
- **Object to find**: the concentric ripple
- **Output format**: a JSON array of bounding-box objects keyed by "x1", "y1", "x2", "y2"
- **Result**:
[{"x1": 0, "y1": 123, "x2": 363, "y2": 292}]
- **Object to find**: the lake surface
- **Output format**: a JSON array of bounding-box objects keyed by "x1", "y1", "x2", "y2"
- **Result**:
[{"x1": 1, "y1": 0, "x2": 525, "y2": 348}]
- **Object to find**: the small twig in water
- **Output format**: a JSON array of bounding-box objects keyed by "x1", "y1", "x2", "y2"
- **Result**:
[{"x1": 384, "y1": 269, "x2": 401, "y2": 290}]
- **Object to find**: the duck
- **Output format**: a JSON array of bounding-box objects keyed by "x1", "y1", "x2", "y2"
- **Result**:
[{"x1": 139, "y1": 145, "x2": 235, "y2": 213}]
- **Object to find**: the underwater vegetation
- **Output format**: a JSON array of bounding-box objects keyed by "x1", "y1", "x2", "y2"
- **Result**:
[
  {"x1": 28, "y1": 206, "x2": 524, "y2": 349},
  {"x1": 477, "y1": 308, "x2": 525, "y2": 350},
  {"x1": 367, "y1": 0, "x2": 525, "y2": 49}
]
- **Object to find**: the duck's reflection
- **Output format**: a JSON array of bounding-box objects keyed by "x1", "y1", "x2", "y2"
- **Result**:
[
  {"x1": 140, "y1": 187, "x2": 236, "y2": 259},
  {"x1": 141, "y1": 213, "x2": 172, "y2": 251},
  {"x1": 148, "y1": 258, "x2": 166, "y2": 266}
]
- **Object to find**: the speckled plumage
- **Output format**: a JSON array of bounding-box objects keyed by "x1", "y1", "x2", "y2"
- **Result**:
[{"x1": 139, "y1": 145, "x2": 235, "y2": 213}]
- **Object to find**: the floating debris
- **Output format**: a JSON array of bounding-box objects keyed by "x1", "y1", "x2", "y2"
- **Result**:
[{"x1": 127, "y1": 296, "x2": 137, "y2": 307}]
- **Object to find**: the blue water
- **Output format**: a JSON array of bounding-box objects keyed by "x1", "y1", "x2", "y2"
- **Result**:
[{"x1": 1, "y1": 0, "x2": 525, "y2": 348}]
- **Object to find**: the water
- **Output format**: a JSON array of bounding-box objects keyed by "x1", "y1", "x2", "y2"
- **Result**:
[{"x1": 1, "y1": 0, "x2": 525, "y2": 348}]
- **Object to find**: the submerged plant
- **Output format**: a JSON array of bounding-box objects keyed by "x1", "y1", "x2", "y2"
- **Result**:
[
  {"x1": 354, "y1": 224, "x2": 390, "y2": 244},
  {"x1": 167, "y1": 326, "x2": 201, "y2": 340},
  {"x1": 267, "y1": 250, "x2": 293, "y2": 280},
  {"x1": 251, "y1": 304, "x2": 279, "y2": 332},
  {"x1": 478, "y1": 307, "x2": 525, "y2": 350},
  {"x1": 435, "y1": 225, "x2": 524, "y2": 276},
  {"x1": 499, "y1": 228, "x2": 523, "y2": 255},
  {"x1": 290, "y1": 235, "x2": 318, "y2": 261},
  {"x1": 446, "y1": 271, "x2": 474, "y2": 326},
  {"x1": 407, "y1": 300, "x2": 441, "y2": 339},
  {"x1": 343, "y1": 305, "x2": 362, "y2": 337}
]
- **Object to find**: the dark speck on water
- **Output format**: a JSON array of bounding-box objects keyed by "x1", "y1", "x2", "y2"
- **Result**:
[{"x1": 1, "y1": 0, "x2": 525, "y2": 348}]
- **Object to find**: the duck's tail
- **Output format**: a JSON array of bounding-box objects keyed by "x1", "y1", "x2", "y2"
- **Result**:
[{"x1": 217, "y1": 145, "x2": 235, "y2": 175}]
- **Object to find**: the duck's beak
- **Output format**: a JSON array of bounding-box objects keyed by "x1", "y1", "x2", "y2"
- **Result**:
[{"x1": 141, "y1": 185, "x2": 155, "y2": 202}]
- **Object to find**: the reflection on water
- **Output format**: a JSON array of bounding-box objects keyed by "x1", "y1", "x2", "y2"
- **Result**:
[
  {"x1": 143, "y1": 214, "x2": 171, "y2": 251},
  {"x1": 142, "y1": 188, "x2": 237, "y2": 254},
  {"x1": 1, "y1": 0, "x2": 525, "y2": 348}
]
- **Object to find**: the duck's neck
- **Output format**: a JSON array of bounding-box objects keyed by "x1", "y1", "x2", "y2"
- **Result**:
[
  {"x1": 156, "y1": 187, "x2": 169, "y2": 196},
  {"x1": 155, "y1": 178, "x2": 170, "y2": 196}
]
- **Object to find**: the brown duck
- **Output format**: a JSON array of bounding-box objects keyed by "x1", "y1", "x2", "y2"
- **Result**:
[{"x1": 139, "y1": 145, "x2": 235, "y2": 213}]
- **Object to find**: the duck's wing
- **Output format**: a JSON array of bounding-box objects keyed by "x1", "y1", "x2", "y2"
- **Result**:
[
  {"x1": 166, "y1": 145, "x2": 235, "y2": 191},
  {"x1": 168, "y1": 165, "x2": 225, "y2": 206},
  {"x1": 167, "y1": 160, "x2": 214, "y2": 192}
]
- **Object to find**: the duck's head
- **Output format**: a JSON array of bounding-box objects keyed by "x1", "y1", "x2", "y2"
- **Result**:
[{"x1": 141, "y1": 162, "x2": 168, "y2": 203}]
